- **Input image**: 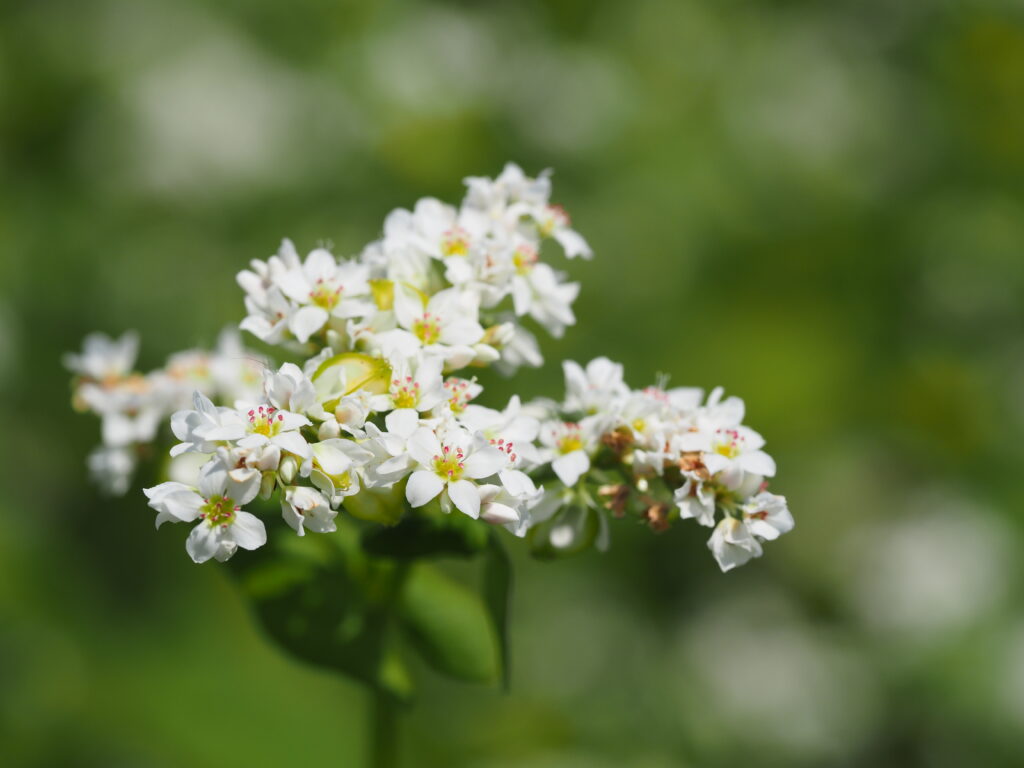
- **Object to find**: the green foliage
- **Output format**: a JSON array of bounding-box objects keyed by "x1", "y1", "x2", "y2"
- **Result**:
[{"x1": 232, "y1": 507, "x2": 511, "y2": 699}]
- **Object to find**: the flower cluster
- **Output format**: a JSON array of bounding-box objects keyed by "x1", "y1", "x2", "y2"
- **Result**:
[
  {"x1": 528, "y1": 358, "x2": 794, "y2": 571},
  {"x1": 68, "y1": 164, "x2": 792, "y2": 571},
  {"x1": 65, "y1": 329, "x2": 266, "y2": 494}
]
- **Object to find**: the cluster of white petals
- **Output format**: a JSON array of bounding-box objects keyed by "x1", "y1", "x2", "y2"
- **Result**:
[
  {"x1": 65, "y1": 329, "x2": 266, "y2": 494},
  {"x1": 69, "y1": 164, "x2": 791, "y2": 571}
]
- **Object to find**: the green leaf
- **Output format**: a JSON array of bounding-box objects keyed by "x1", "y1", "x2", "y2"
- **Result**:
[
  {"x1": 229, "y1": 521, "x2": 414, "y2": 703},
  {"x1": 483, "y1": 532, "x2": 513, "y2": 690},
  {"x1": 362, "y1": 505, "x2": 488, "y2": 559},
  {"x1": 398, "y1": 563, "x2": 500, "y2": 684}
]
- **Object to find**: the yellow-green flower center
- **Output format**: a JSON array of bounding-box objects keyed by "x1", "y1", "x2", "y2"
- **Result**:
[
  {"x1": 432, "y1": 445, "x2": 465, "y2": 481},
  {"x1": 248, "y1": 405, "x2": 282, "y2": 437},
  {"x1": 200, "y1": 495, "x2": 237, "y2": 527},
  {"x1": 441, "y1": 228, "x2": 470, "y2": 257},
  {"x1": 391, "y1": 376, "x2": 420, "y2": 409},
  {"x1": 412, "y1": 313, "x2": 441, "y2": 345},
  {"x1": 309, "y1": 278, "x2": 342, "y2": 310}
]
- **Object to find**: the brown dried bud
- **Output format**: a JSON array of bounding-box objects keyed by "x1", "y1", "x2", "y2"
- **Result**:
[
  {"x1": 601, "y1": 426, "x2": 634, "y2": 456},
  {"x1": 597, "y1": 483, "x2": 630, "y2": 517},
  {"x1": 644, "y1": 503, "x2": 671, "y2": 533}
]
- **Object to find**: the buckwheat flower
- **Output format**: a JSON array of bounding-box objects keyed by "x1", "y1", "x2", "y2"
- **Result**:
[
  {"x1": 367, "y1": 408, "x2": 432, "y2": 481},
  {"x1": 236, "y1": 402, "x2": 313, "y2": 460},
  {"x1": 281, "y1": 486, "x2": 337, "y2": 536},
  {"x1": 303, "y1": 438, "x2": 373, "y2": 507},
  {"x1": 264, "y1": 363, "x2": 317, "y2": 416},
  {"x1": 699, "y1": 426, "x2": 777, "y2": 479},
  {"x1": 707, "y1": 493, "x2": 793, "y2": 572},
  {"x1": 237, "y1": 239, "x2": 303, "y2": 345},
  {"x1": 708, "y1": 516, "x2": 763, "y2": 572},
  {"x1": 742, "y1": 492, "x2": 794, "y2": 542},
  {"x1": 88, "y1": 445, "x2": 137, "y2": 495},
  {"x1": 478, "y1": 482, "x2": 541, "y2": 537},
  {"x1": 457, "y1": 395, "x2": 541, "y2": 467},
  {"x1": 674, "y1": 468, "x2": 717, "y2": 527},
  {"x1": 462, "y1": 163, "x2": 552, "y2": 223},
  {"x1": 369, "y1": 355, "x2": 445, "y2": 417},
  {"x1": 442, "y1": 376, "x2": 483, "y2": 414},
  {"x1": 538, "y1": 420, "x2": 597, "y2": 487},
  {"x1": 511, "y1": 259, "x2": 579, "y2": 338},
  {"x1": 378, "y1": 285, "x2": 485, "y2": 369},
  {"x1": 533, "y1": 203, "x2": 592, "y2": 260},
  {"x1": 382, "y1": 197, "x2": 488, "y2": 261},
  {"x1": 276, "y1": 249, "x2": 375, "y2": 343},
  {"x1": 496, "y1": 324, "x2": 544, "y2": 373},
  {"x1": 562, "y1": 358, "x2": 629, "y2": 415},
  {"x1": 404, "y1": 426, "x2": 507, "y2": 519},
  {"x1": 144, "y1": 457, "x2": 265, "y2": 563},
  {"x1": 63, "y1": 330, "x2": 139, "y2": 383},
  {"x1": 170, "y1": 391, "x2": 248, "y2": 457}
]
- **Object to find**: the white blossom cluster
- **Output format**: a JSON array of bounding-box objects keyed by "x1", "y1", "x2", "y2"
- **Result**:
[
  {"x1": 65, "y1": 329, "x2": 266, "y2": 494},
  {"x1": 68, "y1": 164, "x2": 792, "y2": 571},
  {"x1": 529, "y1": 358, "x2": 795, "y2": 571}
]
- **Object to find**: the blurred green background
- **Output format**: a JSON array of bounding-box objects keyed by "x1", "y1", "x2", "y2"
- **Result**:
[{"x1": 4, "y1": 0, "x2": 1024, "y2": 765}]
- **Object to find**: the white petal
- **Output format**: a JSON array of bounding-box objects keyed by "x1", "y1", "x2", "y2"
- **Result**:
[
  {"x1": 288, "y1": 306, "x2": 329, "y2": 343},
  {"x1": 738, "y1": 451, "x2": 776, "y2": 477},
  {"x1": 385, "y1": 408, "x2": 419, "y2": 437},
  {"x1": 552, "y1": 450, "x2": 589, "y2": 487},
  {"x1": 462, "y1": 446, "x2": 506, "y2": 480},
  {"x1": 407, "y1": 427, "x2": 442, "y2": 468},
  {"x1": 406, "y1": 470, "x2": 445, "y2": 507},
  {"x1": 447, "y1": 479, "x2": 480, "y2": 519},
  {"x1": 186, "y1": 524, "x2": 220, "y2": 564},
  {"x1": 231, "y1": 512, "x2": 267, "y2": 550},
  {"x1": 272, "y1": 430, "x2": 312, "y2": 459}
]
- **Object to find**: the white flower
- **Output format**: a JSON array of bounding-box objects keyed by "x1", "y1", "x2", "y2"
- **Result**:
[
  {"x1": 675, "y1": 472, "x2": 717, "y2": 527},
  {"x1": 742, "y1": 492, "x2": 794, "y2": 542},
  {"x1": 275, "y1": 249, "x2": 375, "y2": 343},
  {"x1": 170, "y1": 391, "x2": 247, "y2": 457},
  {"x1": 534, "y1": 202, "x2": 592, "y2": 259},
  {"x1": 478, "y1": 482, "x2": 541, "y2": 538},
  {"x1": 304, "y1": 438, "x2": 373, "y2": 506},
  {"x1": 538, "y1": 420, "x2": 597, "y2": 487},
  {"x1": 707, "y1": 493, "x2": 793, "y2": 572},
  {"x1": 236, "y1": 402, "x2": 313, "y2": 460},
  {"x1": 144, "y1": 457, "x2": 266, "y2": 563},
  {"x1": 237, "y1": 239, "x2": 303, "y2": 345},
  {"x1": 511, "y1": 259, "x2": 579, "y2": 338},
  {"x1": 369, "y1": 355, "x2": 445, "y2": 417},
  {"x1": 700, "y1": 426, "x2": 776, "y2": 479},
  {"x1": 404, "y1": 426, "x2": 508, "y2": 518},
  {"x1": 87, "y1": 445, "x2": 137, "y2": 495},
  {"x1": 457, "y1": 395, "x2": 541, "y2": 467},
  {"x1": 63, "y1": 331, "x2": 139, "y2": 382},
  {"x1": 708, "y1": 517, "x2": 763, "y2": 572},
  {"x1": 264, "y1": 362, "x2": 317, "y2": 416},
  {"x1": 378, "y1": 285, "x2": 484, "y2": 369},
  {"x1": 281, "y1": 486, "x2": 337, "y2": 536},
  {"x1": 562, "y1": 357, "x2": 629, "y2": 415}
]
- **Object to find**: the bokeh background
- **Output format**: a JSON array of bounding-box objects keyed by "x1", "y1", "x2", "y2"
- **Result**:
[{"x1": 4, "y1": 0, "x2": 1024, "y2": 765}]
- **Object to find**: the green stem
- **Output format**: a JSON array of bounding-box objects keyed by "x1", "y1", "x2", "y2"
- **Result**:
[{"x1": 370, "y1": 689, "x2": 399, "y2": 768}]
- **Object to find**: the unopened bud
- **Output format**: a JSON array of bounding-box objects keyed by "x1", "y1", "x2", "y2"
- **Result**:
[
  {"x1": 318, "y1": 418, "x2": 341, "y2": 440},
  {"x1": 278, "y1": 455, "x2": 298, "y2": 485},
  {"x1": 259, "y1": 471, "x2": 277, "y2": 500}
]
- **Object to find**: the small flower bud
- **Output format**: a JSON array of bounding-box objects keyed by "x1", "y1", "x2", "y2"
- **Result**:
[
  {"x1": 259, "y1": 471, "x2": 277, "y2": 500},
  {"x1": 318, "y1": 418, "x2": 341, "y2": 440},
  {"x1": 279, "y1": 455, "x2": 298, "y2": 485}
]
